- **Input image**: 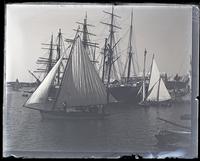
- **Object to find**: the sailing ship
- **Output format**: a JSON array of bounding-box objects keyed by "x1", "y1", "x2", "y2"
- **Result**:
[
  {"x1": 23, "y1": 28, "x2": 116, "y2": 120},
  {"x1": 100, "y1": 8, "x2": 143, "y2": 104},
  {"x1": 22, "y1": 30, "x2": 68, "y2": 97},
  {"x1": 139, "y1": 54, "x2": 172, "y2": 106}
]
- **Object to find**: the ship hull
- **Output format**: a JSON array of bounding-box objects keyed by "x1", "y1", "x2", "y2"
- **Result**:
[
  {"x1": 109, "y1": 85, "x2": 142, "y2": 104},
  {"x1": 40, "y1": 110, "x2": 109, "y2": 120}
]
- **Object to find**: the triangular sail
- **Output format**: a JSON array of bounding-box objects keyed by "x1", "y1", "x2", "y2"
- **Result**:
[
  {"x1": 24, "y1": 53, "x2": 65, "y2": 110},
  {"x1": 55, "y1": 35, "x2": 116, "y2": 109},
  {"x1": 146, "y1": 59, "x2": 171, "y2": 101},
  {"x1": 158, "y1": 78, "x2": 171, "y2": 101}
]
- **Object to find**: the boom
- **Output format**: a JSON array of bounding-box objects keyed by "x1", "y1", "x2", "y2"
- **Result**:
[{"x1": 28, "y1": 70, "x2": 41, "y2": 84}]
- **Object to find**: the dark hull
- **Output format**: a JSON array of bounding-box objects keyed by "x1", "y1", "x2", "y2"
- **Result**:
[
  {"x1": 109, "y1": 85, "x2": 141, "y2": 104},
  {"x1": 40, "y1": 110, "x2": 109, "y2": 120}
]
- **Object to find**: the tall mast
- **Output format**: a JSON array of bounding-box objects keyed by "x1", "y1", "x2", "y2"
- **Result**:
[
  {"x1": 142, "y1": 48, "x2": 147, "y2": 102},
  {"x1": 107, "y1": 6, "x2": 114, "y2": 86},
  {"x1": 83, "y1": 13, "x2": 88, "y2": 48},
  {"x1": 107, "y1": 44, "x2": 113, "y2": 103},
  {"x1": 149, "y1": 54, "x2": 155, "y2": 82},
  {"x1": 47, "y1": 34, "x2": 54, "y2": 73},
  {"x1": 109, "y1": 6, "x2": 114, "y2": 50},
  {"x1": 157, "y1": 76, "x2": 161, "y2": 102},
  {"x1": 106, "y1": 6, "x2": 114, "y2": 104},
  {"x1": 35, "y1": 34, "x2": 57, "y2": 80},
  {"x1": 102, "y1": 38, "x2": 108, "y2": 83},
  {"x1": 69, "y1": 13, "x2": 99, "y2": 63},
  {"x1": 100, "y1": 6, "x2": 121, "y2": 103},
  {"x1": 57, "y1": 29, "x2": 62, "y2": 85},
  {"x1": 127, "y1": 10, "x2": 133, "y2": 81}
]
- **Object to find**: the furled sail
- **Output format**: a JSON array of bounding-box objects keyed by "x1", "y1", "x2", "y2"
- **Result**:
[
  {"x1": 24, "y1": 53, "x2": 65, "y2": 110},
  {"x1": 146, "y1": 59, "x2": 171, "y2": 101},
  {"x1": 55, "y1": 35, "x2": 116, "y2": 109}
]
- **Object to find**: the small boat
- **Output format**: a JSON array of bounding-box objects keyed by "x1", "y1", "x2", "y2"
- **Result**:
[
  {"x1": 139, "y1": 54, "x2": 172, "y2": 106},
  {"x1": 155, "y1": 129, "x2": 191, "y2": 145},
  {"x1": 23, "y1": 29, "x2": 116, "y2": 120}
]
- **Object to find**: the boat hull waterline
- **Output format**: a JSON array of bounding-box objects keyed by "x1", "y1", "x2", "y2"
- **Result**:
[{"x1": 40, "y1": 110, "x2": 110, "y2": 120}]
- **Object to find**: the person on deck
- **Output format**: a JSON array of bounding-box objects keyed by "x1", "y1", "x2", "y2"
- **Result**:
[{"x1": 62, "y1": 101, "x2": 67, "y2": 112}]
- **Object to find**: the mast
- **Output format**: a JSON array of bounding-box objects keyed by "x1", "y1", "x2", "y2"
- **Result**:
[
  {"x1": 47, "y1": 34, "x2": 54, "y2": 73},
  {"x1": 35, "y1": 34, "x2": 57, "y2": 80},
  {"x1": 142, "y1": 48, "x2": 147, "y2": 102},
  {"x1": 109, "y1": 6, "x2": 114, "y2": 51},
  {"x1": 107, "y1": 44, "x2": 113, "y2": 103},
  {"x1": 107, "y1": 7, "x2": 114, "y2": 104},
  {"x1": 149, "y1": 54, "x2": 155, "y2": 81},
  {"x1": 102, "y1": 38, "x2": 108, "y2": 83},
  {"x1": 100, "y1": 6, "x2": 121, "y2": 103},
  {"x1": 127, "y1": 10, "x2": 133, "y2": 81},
  {"x1": 57, "y1": 29, "x2": 62, "y2": 85},
  {"x1": 68, "y1": 13, "x2": 99, "y2": 64},
  {"x1": 83, "y1": 13, "x2": 88, "y2": 49},
  {"x1": 157, "y1": 76, "x2": 161, "y2": 102}
]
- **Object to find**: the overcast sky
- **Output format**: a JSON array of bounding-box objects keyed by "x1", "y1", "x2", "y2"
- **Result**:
[{"x1": 5, "y1": 4, "x2": 192, "y2": 82}]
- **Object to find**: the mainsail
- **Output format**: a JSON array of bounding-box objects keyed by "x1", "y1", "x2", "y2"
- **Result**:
[
  {"x1": 146, "y1": 59, "x2": 171, "y2": 102},
  {"x1": 55, "y1": 35, "x2": 116, "y2": 109},
  {"x1": 24, "y1": 32, "x2": 116, "y2": 112}
]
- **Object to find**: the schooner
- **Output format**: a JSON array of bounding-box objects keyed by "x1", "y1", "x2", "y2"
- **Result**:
[
  {"x1": 23, "y1": 28, "x2": 116, "y2": 119},
  {"x1": 100, "y1": 8, "x2": 142, "y2": 103}
]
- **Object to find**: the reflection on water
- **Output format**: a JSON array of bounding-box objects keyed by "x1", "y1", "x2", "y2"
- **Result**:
[{"x1": 3, "y1": 87, "x2": 191, "y2": 158}]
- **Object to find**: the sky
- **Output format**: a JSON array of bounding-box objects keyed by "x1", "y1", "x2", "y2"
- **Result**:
[{"x1": 5, "y1": 4, "x2": 192, "y2": 82}]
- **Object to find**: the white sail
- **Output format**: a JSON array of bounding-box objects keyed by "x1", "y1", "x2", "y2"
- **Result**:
[
  {"x1": 146, "y1": 79, "x2": 159, "y2": 101},
  {"x1": 158, "y1": 78, "x2": 171, "y2": 101},
  {"x1": 146, "y1": 59, "x2": 171, "y2": 101},
  {"x1": 24, "y1": 53, "x2": 65, "y2": 109},
  {"x1": 55, "y1": 35, "x2": 116, "y2": 109}
]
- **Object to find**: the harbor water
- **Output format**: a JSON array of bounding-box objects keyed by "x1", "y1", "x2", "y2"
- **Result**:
[{"x1": 3, "y1": 87, "x2": 191, "y2": 158}]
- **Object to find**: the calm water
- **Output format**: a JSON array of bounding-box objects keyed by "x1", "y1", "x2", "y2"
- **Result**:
[{"x1": 3, "y1": 87, "x2": 192, "y2": 158}]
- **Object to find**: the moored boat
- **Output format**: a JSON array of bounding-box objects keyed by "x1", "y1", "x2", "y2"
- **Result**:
[
  {"x1": 100, "y1": 8, "x2": 142, "y2": 104},
  {"x1": 139, "y1": 54, "x2": 172, "y2": 106},
  {"x1": 23, "y1": 29, "x2": 116, "y2": 120}
]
